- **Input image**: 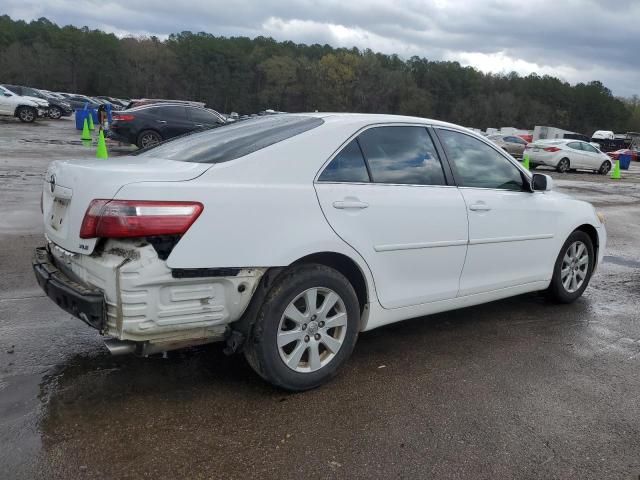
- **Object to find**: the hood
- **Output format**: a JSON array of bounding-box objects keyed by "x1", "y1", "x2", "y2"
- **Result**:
[{"x1": 21, "y1": 95, "x2": 49, "y2": 107}]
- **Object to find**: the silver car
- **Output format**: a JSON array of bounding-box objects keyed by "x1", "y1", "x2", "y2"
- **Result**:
[{"x1": 488, "y1": 135, "x2": 528, "y2": 157}]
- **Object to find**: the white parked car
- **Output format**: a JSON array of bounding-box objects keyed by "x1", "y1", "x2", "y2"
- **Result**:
[
  {"x1": 0, "y1": 85, "x2": 43, "y2": 122},
  {"x1": 525, "y1": 139, "x2": 613, "y2": 174},
  {"x1": 34, "y1": 114, "x2": 606, "y2": 390}
]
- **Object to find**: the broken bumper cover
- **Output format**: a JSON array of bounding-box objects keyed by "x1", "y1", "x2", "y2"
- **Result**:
[{"x1": 33, "y1": 247, "x2": 105, "y2": 329}]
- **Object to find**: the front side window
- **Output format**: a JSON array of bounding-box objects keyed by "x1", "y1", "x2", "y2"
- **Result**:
[
  {"x1": 582, "y1": 143, "x2": 598, "y2": 153},
  {"x1": 357, "y1": 126, "x2": 446, "y2": 185},
  {"x1": 318, "y1": 139, "x2": 370, "y2": 183},
  {"x1": 437, "y1": 129, "x2": 524, "y2": 191}
]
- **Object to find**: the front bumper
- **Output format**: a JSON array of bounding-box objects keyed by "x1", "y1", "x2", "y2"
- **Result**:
[{"x1": 33, "y1": 246, "x2": 105, "y2": 330}]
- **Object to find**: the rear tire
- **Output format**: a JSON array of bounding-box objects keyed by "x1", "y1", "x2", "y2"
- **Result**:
[
  {"x1": 17, "y1": 106, "x2": 36, "y2": 123},
  {"x1": 244, "y1": 264, "x2": 360, "y2": 391},
  {"x1": 136, "y1": 130, "x2": 162, "y2": 149},
  {"x1": 546, "y1": 231, "x2": 594, "y2": 303},
  {"x1": 556, "y1": 158, "x2": 570, "y2": 173},
  {"x1": 598, "y1": 161, "x2": 612, "y2": 175}
]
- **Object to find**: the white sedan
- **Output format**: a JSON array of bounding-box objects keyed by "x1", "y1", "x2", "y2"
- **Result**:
[
  {"x1": 525, "y1": 139, "x2": 613, "y2": 174},
  {"x1": 34, "y1": 114, "x2": 606, "y2": 390}
]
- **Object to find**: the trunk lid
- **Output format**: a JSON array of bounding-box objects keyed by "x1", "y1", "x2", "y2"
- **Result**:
[{"x1": 43, "y1": 156, "x2": 211, "y2": 254}]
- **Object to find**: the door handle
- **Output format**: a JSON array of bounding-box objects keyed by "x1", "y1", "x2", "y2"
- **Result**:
[
  {"x1": 333, "y1": 200, "x2": 369, "y2": 210},
  {"x1": 469, "y1": 203, "x2": 491, "y2": 212},
  {"x1": 156, "y1": 120, "x2": 167, "y2": 124},
  {"x1": 195, "y1": 124, "x2": 204, "y2": 127}
]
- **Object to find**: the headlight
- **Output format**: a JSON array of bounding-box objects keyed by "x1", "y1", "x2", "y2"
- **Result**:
[{"x1": 596, "y1": 211, "x2": 605, "y2": 224}]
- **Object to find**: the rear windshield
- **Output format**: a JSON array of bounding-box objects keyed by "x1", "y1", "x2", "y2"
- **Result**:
[{"x1": 136, "y1": 115, "x2": 324, "y2": 163}]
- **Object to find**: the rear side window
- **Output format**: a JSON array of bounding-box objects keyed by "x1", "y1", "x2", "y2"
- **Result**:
[
  {"x1": 155, "y1": 105, "x2": 188, "y2": 119},
  {"x1": 137, "y1": 115, "x2": 324, "y2": 163},
  {"x1": 318, "y1": 140, "x2": 370, "y2": 183},
  {"x1": 189, "y1": 108, "x2": 223, "y2": 125},
  {"x1": 568, "y1": 142, "x2": 582, "y2": 150},
  {"x1": 358, "y1": 126, "x2": 446, "y2": 186}
]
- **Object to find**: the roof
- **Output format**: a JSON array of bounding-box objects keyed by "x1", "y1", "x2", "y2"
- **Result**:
[{"x1": 296, "y1": 112, "x2": 471, "y2": 133}]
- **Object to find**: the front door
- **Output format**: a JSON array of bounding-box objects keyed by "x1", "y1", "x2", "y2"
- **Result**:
[
  {"x1": 435, "y1": 128, "x2": 559, "y2": 296},
  {"x1": 566, "y1": 141, "x2": 588, "y2": 168},
  {"x1": 315, "y1": 125, "x2": 469, "y2": 309},
  {"x1": 580, "y1": 142, "x2": 605, "y2": 169}
]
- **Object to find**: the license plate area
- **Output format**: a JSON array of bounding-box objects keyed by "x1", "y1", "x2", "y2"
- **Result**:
[{"x1": 49, "y1": 198, "x2": 69, "y2": 230}]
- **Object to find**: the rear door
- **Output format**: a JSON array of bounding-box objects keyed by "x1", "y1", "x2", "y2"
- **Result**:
[
  {"x1": 315, "y1": 125, "x2": 469, "y2": 309},
  {"x1": 435, "y1": 128, "x2": 559, "y2": 295},
  {"x1": 153, "y1": 105, "x2": 193, "y2": 139}
]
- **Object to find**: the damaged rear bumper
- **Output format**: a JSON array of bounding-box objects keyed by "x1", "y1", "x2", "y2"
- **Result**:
[
  {"x1": 34, "y1": 239, "x2": 266, "y2": 349},
  {"x1": 33, "y1": 246, "x2": 105, "y2": 329}
]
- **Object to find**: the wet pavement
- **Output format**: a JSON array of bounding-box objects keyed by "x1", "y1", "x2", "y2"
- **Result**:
[{"x1": 1, "y1": 117, "x2": 640, "y2": 479}]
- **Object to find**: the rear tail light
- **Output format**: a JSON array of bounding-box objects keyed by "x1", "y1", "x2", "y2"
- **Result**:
[
  {"x1": 80, "y1": 200, "x2": 203, "y2": 239},
  {"x1": 112, "y1": 113, "x2": 135, "y2": 121},
  {"x1": 544, "y1": 147, "x2": 561, "y2": 152}
]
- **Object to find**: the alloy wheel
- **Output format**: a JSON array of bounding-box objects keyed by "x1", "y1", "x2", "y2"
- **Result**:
[
  {"x1": 561, "y1": 241, "x2": 589, "y2": 293},
  {"x1": 20, "y1": 108, "x2": 35, "y2": 122},
  {"x1": 141, "y1": 133, "x2": 160, "y2": 148},
  {"x1": 277, "y1": 287, "x2": 348, "y2": 373},
  {"x1": 558, "y1": 159, "x2": 570, "y2": 173}
]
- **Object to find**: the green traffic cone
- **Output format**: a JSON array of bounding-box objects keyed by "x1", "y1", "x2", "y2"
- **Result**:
[
  {"x1": 88, "y1": 111, "x2": 95, "y2": 131},
  {"x1": 522, "y1": 154, "x2": 530, "y2": 170},
  {"x1": 81, "y1": 118, "x2": 92, "y2": 143},
  {"x1": 610, "y1": 159, "x2": 621, "y2": 180},
  {"x1": 96, "y1": 129, "x2": 108, "y2": 159}
]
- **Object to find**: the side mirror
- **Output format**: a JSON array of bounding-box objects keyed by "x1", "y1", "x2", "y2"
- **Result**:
[
  {"x1": 532, "y1": 173, "x2": 553, "y2": 191},
  {"x1": 4, "y1": 93, "x2": 11, "y2": 97}
]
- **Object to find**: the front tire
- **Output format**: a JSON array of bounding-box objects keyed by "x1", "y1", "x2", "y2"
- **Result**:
[
  {"x1": 244, "y1": 264, "x2": 360, "y2": 391},
  {"x1": 599, "y1": 161, "x2": 612, "y2": 175},
  {"x1": 17, "y1": 106, "x2": 36, "y2": 123},
  {"x1": 546, "y1": 231, "x2": 594, "y2": 303},
  {"x1": 556, "y1": 158, "x2": 570, "y2": 173},
  {"x1": 48, "y1": 106, "x2": 62, "y2": 119}
]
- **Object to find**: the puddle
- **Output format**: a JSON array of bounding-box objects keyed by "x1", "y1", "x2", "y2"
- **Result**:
[
  {"x1": 21, "y1": 138, "x2": 84, "y2": 146},
  {"x1": 603, "y1": 255, "x2": 640, "y2": 269}
]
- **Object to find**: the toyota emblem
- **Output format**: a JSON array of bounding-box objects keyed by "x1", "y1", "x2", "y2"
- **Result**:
[{"x1": 50, "y1": 174, "x2": 56, "y2": 193}]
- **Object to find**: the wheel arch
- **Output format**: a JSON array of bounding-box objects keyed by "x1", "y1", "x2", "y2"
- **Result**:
[
  {"x1": 290, "y1": 251, "x2": 369, "y2": 316},
  {"x1": 226, "y1": 251, "x2": 371, "y2": 354},
  {"x1": 574, "y1": 223, "x2": 599, "y2": 261},
  {"x1": 14, "y1": 104, "x2": 36, "y2": 116}
]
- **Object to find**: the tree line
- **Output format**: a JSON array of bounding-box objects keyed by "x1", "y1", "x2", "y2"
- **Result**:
[{"x1": 1, "y1": 15, "x2": 639, "y2": 135}]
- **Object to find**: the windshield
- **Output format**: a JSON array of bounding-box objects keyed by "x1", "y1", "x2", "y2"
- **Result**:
[{"x1": 136, "y1": 115, "x2": 324, "y2": 164}]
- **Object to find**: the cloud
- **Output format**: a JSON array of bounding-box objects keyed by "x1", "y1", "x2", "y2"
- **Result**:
[{"x1": 2, "y1": 0, "x2": 639, "y2": 96}]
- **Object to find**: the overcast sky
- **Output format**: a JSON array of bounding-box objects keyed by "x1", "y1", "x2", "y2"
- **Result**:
[{"x1": 3, "y1": 0, "x2": 639, "y2": 97}]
